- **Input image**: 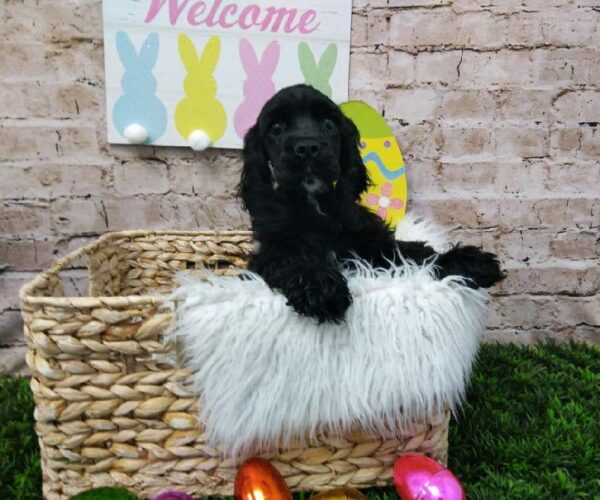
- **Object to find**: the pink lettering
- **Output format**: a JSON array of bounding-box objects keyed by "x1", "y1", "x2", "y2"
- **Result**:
[
  {"x1": 239, "y1": 4, "x2": 261, "y2": 30},
  {"x1": 187, "y1": 1, "x2": 207, "y2": 25},
  {"x1": 298, "y1": 9, "x2": 320, "y2": 34},
  {"x1": 145, "y1": 0, "x2": 167, "y2": 23},
  {"x1": 261, "y1": 7, "x2": 298, "y2": 33},
  {"x1": 218, "y1": 3, "x2": 238, "y2": 28},
  {"x1": 283, "y1": 13, "x2": 299, "y2": 34},
  {"x1": 204, "y1": 0, "x2": 223, "y2": 27},
  {"x1": 144, "y1": 0, "x2": 322, "y2": 35},
  {"x1": 144, "y1": 0, "x2": 191, "y2": 25}
]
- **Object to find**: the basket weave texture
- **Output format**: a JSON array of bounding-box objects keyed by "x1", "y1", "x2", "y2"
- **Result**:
[{"x1": 20, "y1": 231, "x2": 450, "y2": 500}]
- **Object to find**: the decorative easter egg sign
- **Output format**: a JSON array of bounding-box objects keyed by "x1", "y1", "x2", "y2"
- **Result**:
[
  {"x1": 102, "y1": 0, "x2": 352, "y2": 149},
  {"x1": 340, "y1": 101, "x2": 408, "y2": 228}
]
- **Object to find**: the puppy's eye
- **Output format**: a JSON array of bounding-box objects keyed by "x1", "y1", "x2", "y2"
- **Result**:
[
  {"x1": 323, "y1": 119, "x2": 336, "y2": 132},
  {"x1": 269, "y1": 123, "x2": 284, "y2": 137}
]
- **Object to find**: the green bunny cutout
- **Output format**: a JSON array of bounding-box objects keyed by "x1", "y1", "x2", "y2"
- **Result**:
[{"x1": 298, "y1": 43, "x2": 338, "y2": 98}]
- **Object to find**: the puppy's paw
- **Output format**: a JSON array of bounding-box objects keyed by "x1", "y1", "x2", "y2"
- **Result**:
[
  {"x1": 438, "y1": 245, "x2": 506, "y2": 289},
  {"x1": 284, "y1": 267, "x2": 352, "y2": 324}
]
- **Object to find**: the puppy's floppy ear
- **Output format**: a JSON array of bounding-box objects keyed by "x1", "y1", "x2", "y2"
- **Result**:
[
  {"x1": 336, "y1": 113, "x2": 369, "y2": 202},
  {"x1": 237, "y1": 123, "x2": 271, "y2": 211}
]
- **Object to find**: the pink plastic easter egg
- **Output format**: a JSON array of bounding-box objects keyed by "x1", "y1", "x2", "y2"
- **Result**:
[{"x1": 393, "y1": 453, "x2": 465, "y2": 500}]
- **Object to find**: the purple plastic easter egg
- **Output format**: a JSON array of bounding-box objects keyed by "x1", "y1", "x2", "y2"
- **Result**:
[
  {"x1": 152, "y1": 490, "x2": 194, "y2": 500},
  {"x1": 393, "y1": 453, "x2": 465, "y2": 500}
]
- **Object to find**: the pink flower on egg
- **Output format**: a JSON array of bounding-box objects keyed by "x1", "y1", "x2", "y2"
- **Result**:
[{"x1": 364, "y1": 183, "x2": 404, "y2": 220}]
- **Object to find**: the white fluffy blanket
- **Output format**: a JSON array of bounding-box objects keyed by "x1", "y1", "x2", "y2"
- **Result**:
[{"x1": 166, "y1": 214, "x2": 488, "y2": 457}]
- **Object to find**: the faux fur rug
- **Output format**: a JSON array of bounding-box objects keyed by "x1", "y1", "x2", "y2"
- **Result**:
[{"x1": 166, "y1": 214, "x2": 489, "y2": 457}]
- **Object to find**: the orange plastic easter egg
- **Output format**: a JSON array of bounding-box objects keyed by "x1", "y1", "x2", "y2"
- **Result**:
[
  {"x1": 234, "y1": 458, "x2": 292, "y2": 500},
  {"x1": 310, "y1": 487, "x2": 367, "y2": 500}
]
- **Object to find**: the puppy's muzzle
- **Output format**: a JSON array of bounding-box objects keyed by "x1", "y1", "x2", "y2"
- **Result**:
[{"x1": 294, "y1": 138, "x2": 321, "y2": 159}]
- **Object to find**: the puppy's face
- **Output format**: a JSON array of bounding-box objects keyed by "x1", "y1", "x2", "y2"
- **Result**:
[{"x1": 256, "y1": 85, "x2": 343, "y2": 194}]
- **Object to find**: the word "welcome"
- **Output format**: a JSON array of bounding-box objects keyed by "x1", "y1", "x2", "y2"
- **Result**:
[{"x1": 145, "y1": 0, "x2": 321, "y2": 34}]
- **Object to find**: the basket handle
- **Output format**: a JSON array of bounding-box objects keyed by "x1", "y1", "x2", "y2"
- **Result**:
[{"x1": 19, "y1": 233, "x2": 114, "y2": 301}]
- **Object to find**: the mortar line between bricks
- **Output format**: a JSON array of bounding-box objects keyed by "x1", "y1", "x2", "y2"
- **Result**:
[
  {"x1": 355, "y1": 45, "x2": 600, "y2": 54},
  {"x1": 4, "y1": 192, "x2": 599, "y2": 202}
]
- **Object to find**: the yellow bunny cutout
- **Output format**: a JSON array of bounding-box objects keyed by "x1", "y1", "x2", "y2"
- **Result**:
[{"x1": 175, "y1": 34, "x2": 227, "y2": 147}]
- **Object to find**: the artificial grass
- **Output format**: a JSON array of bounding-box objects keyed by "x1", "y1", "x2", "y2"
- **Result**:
[
  {"x1": 0, "y1": 375, "x2": 41, "y2": 499},
  {"x1": 1, "y1": 342, "x2": 598, "y2": 499}
]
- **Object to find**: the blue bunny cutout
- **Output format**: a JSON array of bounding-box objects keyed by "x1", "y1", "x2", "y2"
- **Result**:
[{"x1": 113, "y1": 31, "x2": 167, "y2": 144}]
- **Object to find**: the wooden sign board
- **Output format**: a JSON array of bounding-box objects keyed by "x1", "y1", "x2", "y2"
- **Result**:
[{"x1": 102, "y1": 0, "x2": 353, "y2": 149}]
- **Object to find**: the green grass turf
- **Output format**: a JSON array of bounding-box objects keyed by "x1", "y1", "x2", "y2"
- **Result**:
[{"x1": 1, "y1": 342, "x2": 598, "y2": 499}]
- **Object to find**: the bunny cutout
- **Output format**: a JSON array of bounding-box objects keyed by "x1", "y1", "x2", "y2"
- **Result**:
[
  {"x1": 175, "y1": 34, "x2": 227, "y2": 146},
  {"x1": 113, "y1": 31, "x2": 167, "y2": 144},
  {"x1": 234, "y1": 39, "x2": 280, "y2": 139},
  {"x1": 298, "y1": 43, "x2": 338, "y2": 98}
]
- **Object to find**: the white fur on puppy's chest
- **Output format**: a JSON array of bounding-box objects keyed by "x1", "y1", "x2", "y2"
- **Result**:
[{"x1": 302, "y1": 176, "x2": 326, "y2": 194}]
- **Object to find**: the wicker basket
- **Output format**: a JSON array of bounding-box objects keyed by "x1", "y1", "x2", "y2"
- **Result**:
[{"x1": 20, "y1": 231, "x2": 450, "y2": 500}]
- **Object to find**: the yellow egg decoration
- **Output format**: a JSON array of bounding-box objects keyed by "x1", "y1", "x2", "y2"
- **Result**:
[{"x1": 339, "y1": 101, "x2": 407, "y2": 228}]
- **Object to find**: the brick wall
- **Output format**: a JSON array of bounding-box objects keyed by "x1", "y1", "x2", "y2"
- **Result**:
[{"x1": 1, "y1": 0, "x2": 599, "y2": 374}]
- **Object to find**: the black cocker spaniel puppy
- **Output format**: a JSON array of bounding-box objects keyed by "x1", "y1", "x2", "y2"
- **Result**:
[{"x1": 238, "y1": 84, "x2": 504, "y2": 323}]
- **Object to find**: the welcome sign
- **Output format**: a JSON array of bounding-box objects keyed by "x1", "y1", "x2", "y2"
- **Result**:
[{"x1": 102, "y1": 0, "x2": 353, "y2": 149}]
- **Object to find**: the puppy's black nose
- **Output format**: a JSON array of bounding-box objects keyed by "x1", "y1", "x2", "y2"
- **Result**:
[{"x1": 294, "y1": 138, "x2": 320, "y2": 159}]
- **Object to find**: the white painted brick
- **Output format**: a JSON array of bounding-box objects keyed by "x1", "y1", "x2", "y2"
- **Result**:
[
  {"x1": 0, "y1": 164, "x2": 109, "y2": 199},
  {"x1": 0, "y1": 1, "x2": 597, "y2": 345},
  {"x1": 388, "y1": 51, "x2": 416, "y2": 85},
  {"x1": 114, "y1": 161, "x2": 170, "y2": 196},
  {"x1": 0, "y1": 346, "x2": 29, "y2": 376},
  {"x1": 386, "y1": 89, "x2": 440, "y2": 122}
]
